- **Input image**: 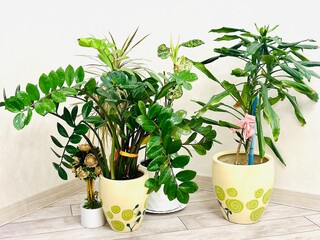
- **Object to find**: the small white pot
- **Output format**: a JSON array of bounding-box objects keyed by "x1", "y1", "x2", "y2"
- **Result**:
[
  {"x1": 212, "y1": 150, "x2": 275, "y2": 224},
  {"x1": 80, "y1": 204, "x2": 106, "y2": 228},
  {"x1": 140, "y1": 165, "x2": 183, "y2": 213}
]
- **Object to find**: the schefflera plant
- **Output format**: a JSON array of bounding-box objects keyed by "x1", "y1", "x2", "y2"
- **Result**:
[{"x1": 135, "y1": 38, "x2": 217, "y2": 203}]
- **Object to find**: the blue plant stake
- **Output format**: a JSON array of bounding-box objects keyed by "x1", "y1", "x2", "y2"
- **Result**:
[{"x1": 248, "y1": 97, "x2": 258, "y2": 165}]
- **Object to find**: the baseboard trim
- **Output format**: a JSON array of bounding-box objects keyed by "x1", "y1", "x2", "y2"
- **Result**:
[{"x1": 0, "y1": 179, "x2": 85, "y2": 227}]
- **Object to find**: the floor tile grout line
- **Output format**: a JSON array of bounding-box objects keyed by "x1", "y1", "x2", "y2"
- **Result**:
[
  {"x1": 70, "y1": 205, "x2": 74, "y2": 217},
  {"x1": 304, "y1": 215, "x2": 320, "y2": 228}
]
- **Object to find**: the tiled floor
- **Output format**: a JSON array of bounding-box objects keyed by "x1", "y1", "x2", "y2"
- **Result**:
[{"x1": 1, "y1": 177, "x2": 320, "y2": 240}]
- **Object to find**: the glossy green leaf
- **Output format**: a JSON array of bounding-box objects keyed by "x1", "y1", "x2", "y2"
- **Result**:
[
  {"x1": 171, "y1": 155, "x2": 190, "y2": 168},
  {"x1": 148, "y1": 103, "x2": 162, "y2": 119},
  {"x1": 56, "y1": 67, "x2": 65, "y2": 87},
  {"x1": 136, "y1": 115, "x2": 156, "y2": 133},
  {"x1": 82, "y1": 101, "x2": 93, "y2": 118},
  {"x1": 34, "y1": 102, "x2": 47, "y2": 116},
  {"x1": 193, "y1": 62, "x2": 220, "y2": 83},
  {"x1": 39, "y1": 73, "x2": 51, "y2": 94},
  {"x1": 26, "y1": 83, "x2": 40, "y2": 101},
  {"x1": 57, "y1": 122, "x2": 69, "y2": 138},
  {"x1": 16, "y1": 91, "x2": 32, "y2": 106},
  {"x1": 245, "y1": 41, "x2": 263, "y2": 56},
  {"x1": 157, "y1": 44, "x2": 171, "y2": 59},
  {"x1": 13, "y1": 112, "x2": 26, "y2": 130},
  {"x1": 65, "y1": 145, "x2": 78, "y2": 155},
  {"x1": 279, "y1": 64, "x2": 303, "y2": 82},
  {"x1": 51, "y1": 148, "x2": 61, "y2": 158},
  {"x1": 48, "y1": 70, "x2": 59, "y2": 90},
  {"x1": 156, "y1": 81, "x2": 176, "y2": 100},
  {"x1": 65, "y1": 65, "x2": 75, "y2": 87},
  {"x1": 42, "y1": 98, "x2": 56, "y2": 112},
  {"x1": 159, "y1": 166, "x2": 171, "y2": 185},
  {"x1": 184, "y1": 132, "x2": 197, "y2": 144},
  {"x1": 176, "y1": 170, "x2": 196, "y2": 182},
  {"x1": 282, "y1": 80, "x2": 318, "y2": 102},
  {"x1": 147, "y1": 155, "x2": 167, "y2": 172},
  {"x1": 63, "y1": 107, "x2": 74, "y2": 127},
  {"x1": 51, "y1": 135, "x2": 63, "y2": 148},
  {"x1": 264, "y1": 137, "x2": 286, "y2": 166},
  {"x1": 210, "y1": 27, "x2": 247, "y2": 33},
  {"x1": 179, "y1": 181, "x2": 198, "y2": 193},
  {"x1": 74, "y1": 124, "x2": 89, "y2": 135},
  {"x1": 283, "y1": 92, "x2": 306, "y2": 125},
  {"x1": 60, "y1": 87, "x2": 77, "y2": 96},
  {"x1": 192, "y1": 144, "x2": 206, "y2": 155},
  {"x1": 5, "y1": 96, "x2": 25, "y2": 113},
  {"x1": 62, "y1": 161, "x2": 71, "y2": 169},
  {"x1": 180, "y1": 39, "x2": 204, "y2": 48},
  {"x1": 24, "y1": 108, "x2": 32, "y2": 125},
  {"x1": 138, "y1": 100, "x2": 146, "y2": 116},
  {"x1": 167, "y1": 139, "x2": 182, "y2": 154},
  {"x1": 299, "y1": 61, "x2": 320, "y2": 67},
  {"x1": 84, "y1": 78, "x2": 96, "y2": 94},
  {"x1": 69, "y1": 134, "x2": 82, "y2": 144},
  {"x1": 145, "y1": 178, "x2": 156, "y2": 189},
  {"x1": 146, "y1": 145, "x2": 164, "y2": 159},
  {"x1": 71, "y1": 105, "x2": 78, "y2": 121},
  {"x1": 52, "y1": 91, "x2": 66, "y2": 103},
  {"x1": 75, "y1": 66, "x2": 85, "y2": 83},
  {"x1": 58, "y1": 165, "x2": 68, "y2": 180},
  {"x1": 176, "y1": 188, "x2": 189, "y2": 204},
  {"x1": 63, "y1": 155, "x2": 74, "y2": 163}
]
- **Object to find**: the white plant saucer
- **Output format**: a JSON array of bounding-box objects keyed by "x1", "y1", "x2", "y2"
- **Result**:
[{"x1": 146, "y1": 204, "x2": 187, "y2": 214}]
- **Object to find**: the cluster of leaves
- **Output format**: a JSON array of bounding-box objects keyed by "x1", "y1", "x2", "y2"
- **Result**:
[
  {"x1": 137, "y1": 100, "x2": 216, "y2": 203},
  {"x1": 194, "y1": 25, "x2": 320, "y2": 164}
]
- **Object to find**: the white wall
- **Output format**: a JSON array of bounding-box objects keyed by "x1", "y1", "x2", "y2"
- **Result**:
[{"x1": 0, "y1": 0, "x2": 320, "y2": 208}]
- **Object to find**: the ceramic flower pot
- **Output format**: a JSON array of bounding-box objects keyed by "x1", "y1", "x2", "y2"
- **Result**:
[
  {"x1": 212, "y1": 150, "x2": 274, "y2": 224},
  {"x1": 80, "y1": 204, "x2": 106, "y2": 228},
  {"x1": 140, "y1": 165, "x2": 184, "y2": 213},
  {"x1": 99, "y1": 169, "x2": 149, "y2": 232}
]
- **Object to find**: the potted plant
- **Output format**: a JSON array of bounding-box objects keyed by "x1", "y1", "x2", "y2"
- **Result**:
[
  {"x1": 70, "y1": 143, "x2": 105, "y2": 228},
  {"x1": 0, "y1": 30, "x2": 216, "y2": 231},
  {"x1": 139, "y1": 37, "x2": 214, "y2": 213},
  {"x1": 194, "y1": 25, "x2": 319, "y2": 224}
]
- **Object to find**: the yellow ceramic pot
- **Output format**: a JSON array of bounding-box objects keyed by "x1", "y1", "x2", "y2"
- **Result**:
[
  {"x1": 99, "y1": 169, "x2": 149, "y2": 232},
  {"x1": 212, "y1": 150, "x2": 274, "y2": 224}
]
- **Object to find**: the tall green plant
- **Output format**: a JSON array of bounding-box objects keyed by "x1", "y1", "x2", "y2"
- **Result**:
[{"x1": 195, "y1": 25, "x2": 319, "y2": 164}]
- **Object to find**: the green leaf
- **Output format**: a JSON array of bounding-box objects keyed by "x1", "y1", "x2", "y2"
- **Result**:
[
  {"x1": 5, "y1": 96, "x2": 24, "y2": 113},
  {"x1": 71, "y1": 105, "x2": 78, "y2": 121},
  {"x1": 215, "y1": 35, "x2": 242, "y2": 41},
  {"x1": 256, "y1": 101, "x2": 266, "y2": 158},
  {"x1": 299, "y1": 61, "x2": 320, "y2": 67},
  {"x1": 52, "y1": 91, "x2": 66, "y2": 103},
  {"x1": 69, "y1": 134, "x2": 82, "y2": 144},
  {"x1": 192, "y1": 144, "x2": 206, "y2": 155},
  {"x1": 264, "y1": 137, "x2": 286, "y2": 166},
  {"x1": 180, "y1": 39, "x2": 204, "y2": 48},
  {"x1": 26, "y1": 83, "x2": 40, "y2": 101},
  {"x1": 62, "y1": 161, "x2": 71, "y2": 169},
  {"x1": 84, "y1": 78, "x2": 96, "y2": 94},
  {"x1": 171, "y1": 110, "x2": 187, "y2": 125},
  {"x1": 156, "y1": 81, "x2": 176, "y2": 100},
  {"x1": 179, "y1": 181, "x2": 198, "y2": 193},
  {"x1": 136, "y1": 115, "x2": 156, "y2": 133},
  {"x1": 42, "y1": 98, "x2": 56, "y2": 112},
  {"x1": 24, "y1": 108, "x2": 32, "y2": 125},
  {"x1": 51, "y1": 148, "x2": 61, "y2": 158},
  {"x1": 13, "y1": 112, "x2": 26, "y2": 130},
  {"x1": 52, "y1": 162, "x2": 68, "y2": 180},
  {"x1": 56, "y1": 67, "x2": 65, "y2": 87},
  {"x1": 34, "y1": 102, "x2": 47, "y2": 116},
  {"x1": 75, "y1": 66, "x2": 85, "y2": 83},
  {"x1": 65, "y1": 65, "x2": 75, "y2": 87},
  {"x1": 57, "y1": 122, "x2": 69, "y2": 138},
  {"x1": 282, "y1": 80, "x2": 318, "y2": 102},
  {"x1": 148, "y1": 103, "x2": 162, "y2": 119},
  {"x1": 172, "y1": 155, "x2": 190, "y2": 168},
  {"x1": 174, "y1": 71, "x2": 198, "y2": 82},
  {"x1": 184, "y1": 132, "x2": 197, "y2": 144},
  {"x1": 176, "y1": 188, "x2": 189, "y2": 204},
  {"x1": 284, "y1": 92, "x2": 306, "y2": 126},
  {"x1": 138, "y1": 100, "x2": 146, "y2": 116},
  {"x1": 221, "y1": 81, "x2": 242, "y2": 105},
  {"x1": 157, "y1": 44, "x2": 171, "y2": 59},
  {"x1": 210, "y1": 27, "x2": 247, "y2": 33},
  {"x1": 63, "y1": 155, "x2": 74, "y2": 163},
  {"x1": 74, "y1": 124, "x2": 89, "y2": 135},
  {"x1": 82, "y1": 101, "x2": 93, "y2": 118},
  {"x1": 159, "y1": 166, "x2": 171, "y2": 185},
  {"x1": 63, "y1": 107, "x2": 74, "y2": 127},
  {"x1": 176, "y1": 170, "x2": 196, "y2": 182},
  {"x1": 16, "y1": 91, "x2": 32, "y2": 106},
  {"x1": 167, "y1": 139, "x2": 182, "y2": 154},
  {"x1": 147, "y1": 155, "x2": 167, "y2": 172},
  {"x1": 39, "y1": 73, "x2": 51, "y2": 94},
  {"x1": 60, "y1": 87, "x2": 77, "y2": 96},
  {"x1": 279, "y1": 64, "x2": 303, "y2": 82},
  {"x1": 48, "y1": 70, "x2": 59, "y2": 90},
  {"x1": 261, "y1": 85, "x2": 280, "y2": 141},
  {"x1": 145, "y1": 178, "x2": 156, "y2": 189},
  {"x1": 51, "y1": 135, "x2": 63, "y2": 148},
  {"x1": 193, "y1": 62, "x2": 220, "y2": 83},
  {"x1": 65, "y1": 145, "x2": 78, "y2": 155},
  {"x1": 245, "y1": 41, "x2": 264, "y2": 57}
]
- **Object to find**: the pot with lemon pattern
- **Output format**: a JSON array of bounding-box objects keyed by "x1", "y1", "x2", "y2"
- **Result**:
[
  {"x1": 99, "y1": 169, "x2": 149, "y2": 232},
  {"x1": 212, "y1": 151, "x2": 274, "y2": 224}
]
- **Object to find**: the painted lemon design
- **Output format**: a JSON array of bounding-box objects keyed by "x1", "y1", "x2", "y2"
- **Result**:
[
  {"x1": 106, "y1": 211, "x2": 113, "y2": 219},
  {"x1": 246, "y1": 200, "x2": 259, "y2": 210},
  {"x1": 226, "y1": 188, "x2": 238, "y2": 197},
  {"x1": 111, "y1": 205, "x2": 121, "y2": 214},
  {"x1": 111, "y1": 220, "x2": 125, "y2": 231},
  {"x1": 255, "y1": 188, "x2": 264, "y2": 198},
  {"x1": 122, "y1": 209, "x2": 134, "y2": 221},
  {"x1": 214, "y1": 185, "x2": 225, "y2": 201},
  {"x1": 263, "y1": 189, "x2": 272, "y2": 204},
  {"x1": 225, "y1": 199, "x2": 244, "y2": 213},
  {"x1": 250, "y1": 207, "x2": 265, "y2": 221}
]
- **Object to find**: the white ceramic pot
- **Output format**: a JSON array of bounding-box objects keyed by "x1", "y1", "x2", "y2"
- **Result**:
[
  {"x1": 140, "y1": 165, "x2": 183, "y2": 213},
  {"x1": 99, "y1": 169, "x2": 149, "y2": 232},
  {"x1": 212, "y1": 150, "x2": 274, "y2": 224},
  {"x1": 80, "y1": 204, "x2": 106, "y2": 228}
]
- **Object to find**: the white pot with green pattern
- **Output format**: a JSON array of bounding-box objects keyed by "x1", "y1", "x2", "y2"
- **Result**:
[
  {"x1": 212, "y1": 150, "x2": 274, "y2": 224},
  {"x1": 99, "y1": 169, "x2": 149, "y2": 232}
]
